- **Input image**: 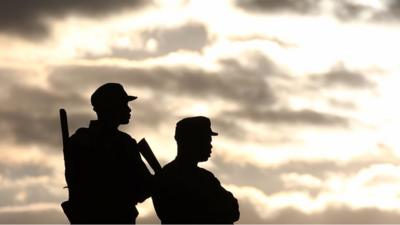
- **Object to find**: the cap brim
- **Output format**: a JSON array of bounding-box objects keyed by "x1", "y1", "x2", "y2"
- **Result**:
[
  {"x1": 211, "y1": 131, "x2": 218, "y2": 136},
  {"x1": 127, "y1": 96, "x2": 137, "y2": 101}
]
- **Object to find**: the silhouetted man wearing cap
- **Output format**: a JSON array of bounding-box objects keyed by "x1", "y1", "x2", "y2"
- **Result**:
[
  {"x1": 152, "y1": 116, "x2": 240, "y2": 224},
  {"x1": 63, "y1": 83, "x2": 153, "y2": 224}
]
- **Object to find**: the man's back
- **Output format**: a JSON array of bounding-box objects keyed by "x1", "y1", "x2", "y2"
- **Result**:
[
  {"x1": 153, "y1": 159, "x2": 240, "y2": 224},
  {"x1": 65, "y1": 121, "x2": 152, "y2": 223}
]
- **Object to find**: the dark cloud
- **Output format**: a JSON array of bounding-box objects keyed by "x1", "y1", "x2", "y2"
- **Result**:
[
  {"x1": 333, "y1": 1, "x2": 374, "y2": 21},
  {"x1": 235, "y1": 0, "x2": 400, "y2": 23},
  {"x1": 235, "y1": 0, "x2": 320, "y2": 14},
  {"x1": 46, "y1": 55, "x2": 281, "y2": 145},
  {"x1": 48, "y1": 55, "x2": 352, "y2": 141},
  {"x1": 0, "y1": 84, "x2": 90, "y2": 149},
  {"x1": 223, "y1": 108, "x2": 348, "y2": 127},
  {"x1": 312, "y1": 67, "x2": 375, "y2": 89},
  {"x1": 128, "y1": 97, "x2": 175, "y2": 129},
  {"x1": 0, "y1": 110, "x2": 93, "y2": 149},
  {"x1": 366, "y1": 1, "x2": 400, "y2": 22},
  {"x1": 0, "y1": 0, "x2": 147, "y2": 40},
  {"x1": 0, "y1": 57, "x2": 354, "y2": 152},
  {"x1": 90, "y1": 22, "x2": 210, "y2": 60},
  {"x1": 213, "y1": 116, "x2": 299, "y2": 145},
  {"x1": 386, "y1": 0, "x2": 400, "y2": 18},
  {"x1": 49, "y1": 57, "x2": 277, "y2": 107},
  {"x1": 212, "y1": 117, "x2": 248, "y2": 140},
  {"x1": 331, "y1": 1, "x2": 400, "y2": 22}
]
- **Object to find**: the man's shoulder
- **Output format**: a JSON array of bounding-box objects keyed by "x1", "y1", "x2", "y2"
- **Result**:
[
  {"x1": 156, "y1": 161, "x2": 180, "y2": 181},
  {"x1": 116, "y1": 130, "x2": 137, "y2": 144},
  {"x1": 159, "y1": 161, "x2": 177, "y2": 174},
  {"x1": 197, "y1": 167, "x2": 215, "y2": 177},
  {"x1": 196, "y1": 167, "x2": 221, "y2": 185},
  {"x1": 70, "y1": 127, "x2": 90, "y2": 141},
  {"x1": 67, "y1": 127, "x2": 91, "y2": 149}
]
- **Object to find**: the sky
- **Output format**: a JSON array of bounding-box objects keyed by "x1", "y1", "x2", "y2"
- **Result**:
[{"x1": 1, "y1": 0, "x2": 400, "y2": 223}]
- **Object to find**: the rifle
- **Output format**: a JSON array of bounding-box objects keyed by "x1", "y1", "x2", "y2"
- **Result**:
[
  {"x1": 59, "y1": 109, "x2": 73, "y2": 222},
  {"x1": 59, "y1": 109, "x2": 69, "y2": 158},
  {"x1": 138, "y1": 138, "x2": 162, "y2": 174}
]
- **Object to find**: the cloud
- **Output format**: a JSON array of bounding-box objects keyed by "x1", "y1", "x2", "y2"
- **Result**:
[
  {"x1": 330, "y1": 0, "x2": 400, "y2": 22},
  {"x1": 0, "y1": 0, "x2": 147, "y2": 40},
  {"x1": 212, "y1": 117, "x2": 249, "y2": 140},
  {"x1": 0, "y1": 51, "x2": 287, "y2": 151},
  {"x1": 88, "y1": 22, "x2": 211, "y2": 60},
  {"x1": 228, "y1": 179, "x2": 400, "y2": 223},
  {"x1": 0, "y1": 174, "x2": 64, "y2": 208},
  {"x1": 311, "y1": 66, "x2": 376, "y2": 89},
  {"x1": 210, "y1": 144, "x2": 400, "y2": 198},
  {"x1": 371, "y1": 0, "x2": 400, "y2": 22},
  {"x1": 49, "y1": 56, "x2": 277, "y2": 107},
  {"x1": 0, "y1": 68, "x2": 25, "y2": 84},
  {"x1": 223, "y1": 108, "x2": 348, "y2": 127},
  {"x1": 332, "y1": 1, "x2": 377, "y2": 21},
  {"x1": 48, "y1": 54, "x2": 354, "y2": 145},
  {"x1": 0, "y1": 83, "x2": 90, "y2": 149},
  {"x1": 256, "y1": 206, "x2": 400, "y2": 223},
  {"x1": 0, "y1": 184, "x2": 61, "y2": 208},
  {"x1": 211, "y1": 156, "x2": 286, "y2": 195},
  {"x1": 235, "y1": 0, "x2": 400, "y2": 23},
  {"x1": 385, "y1": 0, "x2": 400, "y2": 19},
  {"x1": 0, "y1": 160, "x2": 53, "y2": 180},
  {"x1": 0, "y1": 205, "x2": 67, "y2": 223},
  {"x1": 47, "y1": 54, "x2": 283, "y2": 143},
  {"x1": 329, "y1": 98, "x2": 357, "y2": 109},
  {"x1": 0, "y1": 68, "x2": 91, "y2": 148},
  {"x1": 235, "y1": 0, "x2": 320, "y2": 14}
]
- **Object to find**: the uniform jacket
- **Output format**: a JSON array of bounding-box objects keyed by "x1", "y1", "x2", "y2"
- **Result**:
[
  {"x1": 63, "y1": 120, "x2": 153, "y2": 223},
  {"x1": 152, "y1": 159, "x2": 240, "y2": 224}
]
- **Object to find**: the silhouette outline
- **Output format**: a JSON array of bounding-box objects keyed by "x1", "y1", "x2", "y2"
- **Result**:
[
  {"x1": 152, "y1": 116, "x2": 240, "y2": 224},
  {"x1": 62, "y1": 83, "x2": 153, "y2": 224}
]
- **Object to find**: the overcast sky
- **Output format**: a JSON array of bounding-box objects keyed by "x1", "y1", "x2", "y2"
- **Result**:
[{"x1": 2, "y1": 0, "x2": 400, "y2": 223}]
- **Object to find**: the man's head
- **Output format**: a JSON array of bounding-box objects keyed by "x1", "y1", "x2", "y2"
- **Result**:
[
  {"x1": 175, "y1": 116, "x2": 218, "y2": 162},
  {"x1": 91, "y1": 83, "x2": 136, "y2": 125}
]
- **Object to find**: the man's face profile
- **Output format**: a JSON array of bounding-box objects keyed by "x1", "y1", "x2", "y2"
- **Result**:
[
  {"x1": 114, "y1": 102, "x2": 132, "y2": 125},
  {"x1": 192, "y1": 135, "x2": 213, "y2": 162},
  {"x1": 97, "y1": 101, "x2": 132, "y2": 125}
]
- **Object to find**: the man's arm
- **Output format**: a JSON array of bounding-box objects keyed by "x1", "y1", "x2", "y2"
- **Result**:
[{"x1": 200, "y1": 169, "x2": 240, "y2": 223}]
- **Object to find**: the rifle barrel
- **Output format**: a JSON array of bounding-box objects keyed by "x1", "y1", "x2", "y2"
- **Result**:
[{"x1": 59, "y1": 108, "x2": 69, "y2": 148}]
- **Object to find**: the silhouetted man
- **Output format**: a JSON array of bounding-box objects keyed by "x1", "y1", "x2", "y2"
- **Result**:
[
  {"x1": 63, "y1": 83, "x2": 153, "y2": 224},
  {"x1": 152, "y1": 116, "x2": 240, "y2": 224}
]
